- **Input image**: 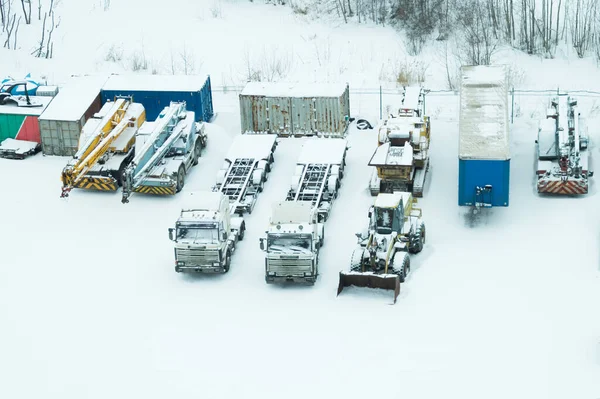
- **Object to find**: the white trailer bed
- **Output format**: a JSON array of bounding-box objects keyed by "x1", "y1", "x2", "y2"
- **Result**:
[{"x1": 297, "y1": 138, "x2": 347, "y2": 165}]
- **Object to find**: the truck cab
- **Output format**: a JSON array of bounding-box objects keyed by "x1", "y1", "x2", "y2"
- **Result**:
[
  {"x1": 260, "y1": 201, "x2": 323, "y2": 285},
  {"x1": 168, "y1": 191, "x2": 245, "y2": 273}
]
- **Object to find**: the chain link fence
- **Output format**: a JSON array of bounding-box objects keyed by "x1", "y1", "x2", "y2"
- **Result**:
[{"x1": 210, "y1": 85, "x2": 600, "y2": 123}]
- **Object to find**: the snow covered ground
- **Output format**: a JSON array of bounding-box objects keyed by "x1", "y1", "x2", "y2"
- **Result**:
[
  {"x1": 1, "y1": 90, "x2": 600, "y2": 399},
  {"x1": 1, "y1": 0, "x2": 600, "y2": 397}
]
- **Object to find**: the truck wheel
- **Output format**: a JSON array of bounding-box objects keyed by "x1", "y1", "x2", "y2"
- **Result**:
[
  {"x1": 192, "y1": 139, "x2": 202, "y2": 166},
  {"x1": 224, "y1": 251, "x2": 231, "y2": 273},
  {"x1": 320, "y1": 226, "x2": 324, "y2": 247},
  {"x1": 238, "y1": 222, "x2": 246, "y2": 241},
  {"x1": 176, "y1": 165, "x2": 185, "y2": 193},
  {"x1": 116, "y1": 162, "x2": 127, "y2": 187}
]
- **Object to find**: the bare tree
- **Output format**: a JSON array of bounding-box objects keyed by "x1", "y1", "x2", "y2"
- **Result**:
[
  {"x1": 3, "y1": 0, "x2": 20, "y2": 49},
  {"x1": 20, "y1": 0, "x2": 30, "y2": 24},
  {"x1": 32, "y1": 0, "x2": 58, "y2": 58},
  {"x1": 0, "y1": 0, "x2": 6, "y2": 28},
  {"x1": 455, "y1": 0, "x2": 499, "y2": 65},
  {"x1": 569, "y1": 0, "x2": 597, "y2": 58},
  {"x1": 180, "y1": 43, "x2": 197, "y2": 75}
]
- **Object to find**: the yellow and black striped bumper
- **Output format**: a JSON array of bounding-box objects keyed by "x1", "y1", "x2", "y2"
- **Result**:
[
  {"x1": 73, "y1": 177, "x2": 118, "y2": 191},
  {"x1": 133, "y1": 185, "x2": 176, "y2": 195}
]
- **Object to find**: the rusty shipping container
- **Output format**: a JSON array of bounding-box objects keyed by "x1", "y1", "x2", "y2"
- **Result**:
[
  {"x1": 239, "y1": 82, "x2": 350, "y2": 137},
  {"x1": 38, "y1": 75, "x2": 108, "y2": 156}
]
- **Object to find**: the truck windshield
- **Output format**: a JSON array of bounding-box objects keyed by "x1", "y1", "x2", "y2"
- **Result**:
[
  {"x1": 267, "y1": 234, "x2": 312, "y2": 254},
  {"x1": 176, "y1": 223, "x2": 219, "y2": 242}
]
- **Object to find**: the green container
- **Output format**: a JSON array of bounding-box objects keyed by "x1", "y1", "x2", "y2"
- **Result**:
[{"x1": 0, "y1": 114, "x2": 26, "y2": 141}]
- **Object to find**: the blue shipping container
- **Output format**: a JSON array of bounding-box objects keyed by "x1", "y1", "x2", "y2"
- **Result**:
[
  {"x1": 458, "y1": 158, "x2": 510, "y2": 207},
  {"x1": 100, "y1": 75, "x2": 214, "y2": 122}
]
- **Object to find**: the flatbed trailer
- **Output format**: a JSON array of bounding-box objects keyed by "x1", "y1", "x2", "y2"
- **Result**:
[{"x1": 214, "y1": 134, "x2": 277, "y2": 214}]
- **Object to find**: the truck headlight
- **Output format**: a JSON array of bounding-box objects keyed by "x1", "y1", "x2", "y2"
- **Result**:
[
  {"x1": 177, "y1": 261, "x2": 185, "y2": 266},
  {"x1": 268, "y1": 272, "x2": 275, "y2": 276}
]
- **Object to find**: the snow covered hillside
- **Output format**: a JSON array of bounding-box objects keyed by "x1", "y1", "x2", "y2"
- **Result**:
[
  {"x1": 3, "y1": 0, "x2": 600, "y2": 91},
  {"x1": 1, "y1": 1, "x2": 600, "y2": 399}
]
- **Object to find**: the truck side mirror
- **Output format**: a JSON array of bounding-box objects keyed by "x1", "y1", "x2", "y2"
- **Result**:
[
  {"x1": 222, "y1": 232, "x2": 228, "y2": 241},
  {"x1": 259, "y1": 238, "x2": 265, "y2": 251},
  {"x1": 168, "y1": 228, "x2": 174, "y2": 241}
]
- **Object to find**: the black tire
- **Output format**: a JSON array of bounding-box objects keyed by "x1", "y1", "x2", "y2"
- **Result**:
[
  {"x1": 398, "y1": 254, "x2": 410, "y2": 283},
  {"x1": 192, "y1": 139, "x2": 202, "y2": 166},
  {"x1": 409, "y1": 221, "x2": 425, "y2": 254},
  {"x1": 320, "y1": 226, "x2": 324, "y2": 247},
  {"x1": 176, "y1": 165, "x2": 185, "y2": 193},
  {"x1": 238, "y1": 223, "x2": 245, "y2": 241},
  {"x1": 223, "y1": 251, "x2": 231, "y2": 273}
]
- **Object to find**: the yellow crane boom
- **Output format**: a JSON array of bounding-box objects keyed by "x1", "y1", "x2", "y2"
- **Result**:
[{"x1": 60, "y1": 98, "x2": 134, "y2": 198}]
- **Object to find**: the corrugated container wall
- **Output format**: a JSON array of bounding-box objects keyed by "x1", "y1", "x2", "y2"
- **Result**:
[
  {"x1": 458, "y1": 159, "x2": 510, "y2": 207},
  {"x1": 0, "y1": 96, "x2": 54, "y2": 144},
  {"x1": 39, "y1": 93, "x2": 102, "y2": 156},
  {"x1": 239, "y1": 82, "x2": 350, "y2": 137},
  {"x1": 100, "y1": 75, "x2": 214, "y2": 122}
]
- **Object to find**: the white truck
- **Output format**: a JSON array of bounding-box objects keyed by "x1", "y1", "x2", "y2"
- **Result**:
[
  {"x1": 286, "y1": 138, "x2": 348, "y2": 222},
  {"x1": 259, "y1": 138, "x2": 348, "y2": 284},
  {"x1": 260, "y1": 201, "x2": 324, "y2": 285},
  {"x1": 168, "y1": 191, "x2": 245, "y2": 274},
  {"x1": 213, "y1": 134, "x2": 277, "y2": 214}
]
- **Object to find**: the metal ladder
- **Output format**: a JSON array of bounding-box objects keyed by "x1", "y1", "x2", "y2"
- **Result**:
[
  {"x1": 220, "y1": 158, "x2": 257, "y2": 203},
  {"x1": 293, "y1": 163, "x2": 331, "y2": 206}
]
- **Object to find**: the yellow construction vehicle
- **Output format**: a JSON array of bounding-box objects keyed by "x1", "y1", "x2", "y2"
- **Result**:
[
  {"x1": 337, "y1": 191, "x2": 425, "y2": 303},
  {"x1": 60, "y1": 97, "x2": 146, "y2": 198},
  {"x1": 369, "y1": 86, "x2": 431, "y2": 197}
]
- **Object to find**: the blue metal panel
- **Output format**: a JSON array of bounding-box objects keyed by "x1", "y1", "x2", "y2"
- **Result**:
[
  {"x1": 458, "y1": 158, "x2": 510, "y2": 207},
  {"x1": 100, "y1": 76, "x2": 214, "y2": 122}
]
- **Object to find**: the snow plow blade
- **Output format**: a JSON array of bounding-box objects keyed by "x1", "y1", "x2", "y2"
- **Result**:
[{"x1": 336, "y1": 271, "x2": 400, "y2": 303}]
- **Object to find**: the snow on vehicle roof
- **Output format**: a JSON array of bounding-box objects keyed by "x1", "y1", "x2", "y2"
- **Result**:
[
  {"x1": 39, "y1": 75, "x2": 109, "y2": 121},
  {"x1": 369, "y1": 142, "x2": 413, "y2": 166},
  {"x1": 240, "y1": 81, "x2": 347, "y2": 98},
  {"x1": 270, "y1": 201, "x2": 314, "y2": 224},
  {"x1": 0, "y1": 96, "x2": 53, "y2": 116},
  {"x1": 459, "y1": 65, "x2": 509, "y2": 160},
  {"x1": 181, "y1": 191, "x2": 225, "y2": 212},
  {"x1": 102, "y1": 74, "x2": 210, "y2": 92},
  {"x1": 0, "y1": 138, "x2": 38, "y2": 152},
  {"x1": 401, "y1": 86, "x2": 422, "y2": 110},
  {"x1": 226, "y1": 134, "x2": 277, "y2": 161},
  {"x1": 375, "y1": 192, "x2": 403, "y2": 208},
  {"x1": 297, "y1": 138, "x2": 347, "y2": 164}
]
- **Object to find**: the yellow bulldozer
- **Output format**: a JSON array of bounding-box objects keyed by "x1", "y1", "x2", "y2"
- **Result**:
[{"x1": 337, "y1": 191, "x2": 425, "y2": 303}]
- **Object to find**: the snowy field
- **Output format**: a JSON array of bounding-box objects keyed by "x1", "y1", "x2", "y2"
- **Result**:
[
  {"x1": 1, "y1": 0, "x2": 600, "y2": 397},
  {"x1": 1, "y1": 91, "x2": 600, "y2": 399}
]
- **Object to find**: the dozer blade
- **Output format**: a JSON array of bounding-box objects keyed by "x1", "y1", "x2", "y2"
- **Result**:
[{"x1": 336, "y1": 271, "x2": 400, "y2": 303}]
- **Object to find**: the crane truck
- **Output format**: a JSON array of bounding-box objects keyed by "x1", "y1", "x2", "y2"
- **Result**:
[
  {"x1": 369, "y1": 85, "x2": 431, "y2": 197},
  {"x1": 536, "y1": 93, "x2": 593, "y2": 195},
  {"x1": 60, "y1": 97, "x2": 146, "y2": 197},
  {"x1": 337, "y1": 191, "x2": 426, "y2": 304},
  {"x1": 259, "y1": 138, "x2": 348, "y2": 285},
  {"x1": 213, "y1": 134, "x2": 277, "y2": 214},
  {"x1": 121, "y1": 101, "x2": 207, "y2": 203},
  {"x1": 168, "y1": 191, "x2": 245, "y2": 274}
]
